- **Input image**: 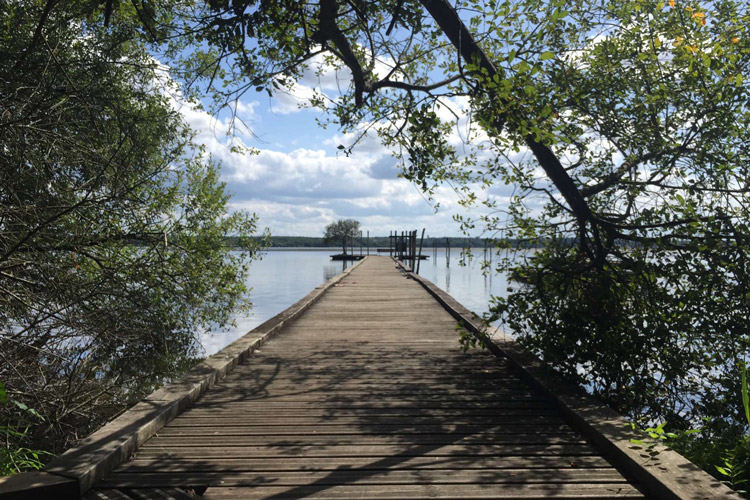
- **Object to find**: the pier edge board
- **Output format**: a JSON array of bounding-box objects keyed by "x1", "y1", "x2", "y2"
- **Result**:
[
  {"x1": 0, "y1": 471, "x2": 79, "y2": 500},
  {"x1": 398, "y1": 258, "x2": 740, "y2": 500},
  {"x1": 27, "y1": 258, "x2": 369, "y2": 499}
]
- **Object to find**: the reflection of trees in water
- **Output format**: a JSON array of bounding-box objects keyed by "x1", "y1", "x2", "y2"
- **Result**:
[
  {"x1": 2, "y1": 318, "x2": 204, "y2": 457},
  {"x1": 324, "y1": 261, "x2": 348, "y2": 281}
]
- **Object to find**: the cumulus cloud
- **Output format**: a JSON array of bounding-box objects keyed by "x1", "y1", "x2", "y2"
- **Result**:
[
  {"x1": 164, "y1": 57, "x2": 517, "y2": 238},
  {"x1": 222, "y1": 148, "x2": 383, "y2": 202},
  {"x1": 368, "y1": 155, "x2": 400, "y2": 180},
  {"x1": 266, "y1": 51, "x2": 353, "y2": 114}
]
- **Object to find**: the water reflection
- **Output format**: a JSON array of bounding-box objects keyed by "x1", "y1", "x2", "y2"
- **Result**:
[
  {"x1": 323, "y1": 258, "x2": 350, "y2": 281},
  {"x1": 418, "y1": 249, "x2": 510, "y2": 321}
]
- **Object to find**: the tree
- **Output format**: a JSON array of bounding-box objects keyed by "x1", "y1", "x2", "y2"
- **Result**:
[
  {"x1": 324, "y1": 219, "x2": 361, "y2": 255},
  {"x1": 0, "y1": 0, "x2": 261, "y2": 466},
  {"x1": 72, "y1": 0, "x2": 746, "y2": 481}
]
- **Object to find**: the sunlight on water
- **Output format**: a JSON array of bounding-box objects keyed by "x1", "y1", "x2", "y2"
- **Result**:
[{"x1": 199, "y1": 248, "x2": 512, "y2": 355}]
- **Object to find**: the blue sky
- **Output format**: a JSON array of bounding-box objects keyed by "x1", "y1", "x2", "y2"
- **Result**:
[{"x1": 173, "y1": 56, "x2": 518, "y2": 238}]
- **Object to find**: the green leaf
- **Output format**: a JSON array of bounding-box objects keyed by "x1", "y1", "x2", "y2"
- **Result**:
[
  {"x1": 12, "y1": 400, "x2": 43, "y2": 420},
  {"x1": 13, "y1": 400, "x2": 29, "y2": 412},
  {"x1": 515, "y1": 60, "x2": 531, "y2": 73},
  {"x1": 0, "y1": 381, "x2": 6, "y2": 404},
  {"x1": 540, "y1": 51, "x2": 555, "y2": 60}
]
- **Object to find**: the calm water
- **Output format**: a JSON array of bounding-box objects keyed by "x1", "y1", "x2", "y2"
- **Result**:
[{"x1": 199, "y1": 248, "x2": 512, "y2": 355}]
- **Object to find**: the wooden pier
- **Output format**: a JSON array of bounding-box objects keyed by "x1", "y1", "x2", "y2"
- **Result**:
[{"x1": 5, "y1": 256, "x2": 739, "y2": 499}]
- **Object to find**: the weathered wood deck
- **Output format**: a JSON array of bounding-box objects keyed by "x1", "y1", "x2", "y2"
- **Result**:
[{"x1": 85, "y1": 257, "x2": 647, "y2": 499}]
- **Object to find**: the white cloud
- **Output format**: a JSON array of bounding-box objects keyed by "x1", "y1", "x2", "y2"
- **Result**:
[
  {"x1": 159, "y1": 56, "x2": 516, "y2": 239},
  {"x1": 223, "y1": 148, "x2": 383, "y2": 202},
  {"x1": 268, "y1": 82, "x2": 322, "y2": 114},
  {"x1": 267, "y1": 51, "x2": 353, "y2": 114}
]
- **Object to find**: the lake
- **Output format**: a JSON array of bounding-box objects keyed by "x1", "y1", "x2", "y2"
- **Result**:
[{"x1": 199, "y1": 248, "x2": 512, "y2": 355}]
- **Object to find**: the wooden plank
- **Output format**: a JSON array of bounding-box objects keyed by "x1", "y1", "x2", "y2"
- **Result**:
[
  {"x1": 205, "y1": 380, "x2": 536, "y2": 391},
  {"x1": 175, "y1": 408, "x2": 563, "y2": 418},
  {"x1": 214, "y1": 371, "x2": 521, "y2": 381},
  {"x1": 195, "y1": 394, "x2": 553, "y2": 405},
  {"x1": 164, "y1": 417, "x2": 569, "y2": 427},
  {"x1": 117, "y1": 455, "x2": 613, "y2": 472},
  {"x1": 156, "y1": 424, "x2": 578, "y2": 435},
  {"x1": 136, "y1": 434, "x2": 589, "y2": 447},
  {"x1": 100, "y1": 469, "x2": 629, "y2": 488},
  {"x1": 134, "y1": 444, "x2": 601, "y2": 458},
  {"x1": 198, "y1": 483, "x2": 646, "y2": 499},
  {"x1": 187, "y1": 402, "x2": 560, "y2": 412},
  {"x1": 0, "y1": 471, "x2": 79, "y2": 500}
]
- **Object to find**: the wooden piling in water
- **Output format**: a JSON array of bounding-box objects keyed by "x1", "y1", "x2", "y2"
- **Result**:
[{"x1": 417, "y1": 228, "x2": 425, "y2": 274}]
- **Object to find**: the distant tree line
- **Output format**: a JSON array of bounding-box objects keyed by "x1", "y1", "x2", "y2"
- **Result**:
[{"x1": 226, "y1": 236, "x2": 554, "y2": 249}]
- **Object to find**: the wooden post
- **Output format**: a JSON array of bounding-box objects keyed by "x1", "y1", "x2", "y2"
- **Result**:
[
  {"x1": 367, "y1": 230, "x2": 370, "y2": 256},
  {"x1": 360, "y1": 230, "x2": 363, "y2": 256},
  {"x1": 411, "y1": 230, "x2": 416, "y2": 270},
  {"x1": 413, "y1": 230, "x2": 417, "y2": 268},
  {"x1": 446, "y1": 237, "x2": 450, "y2": 267},
  {"x1": 416, "y1": 228, "x2": 425, "y2": 274}
]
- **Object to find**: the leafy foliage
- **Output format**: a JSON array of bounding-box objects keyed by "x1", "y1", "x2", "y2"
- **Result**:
[
  {"x1": 483, "y1": 0, "x2": 750, "y2": 434},
  {"x1": 324, "y1": 219, "x2": 361, "y2": 255},
  {"x1": 0, "y1": 0, "x2": 260, "y2": 464},
  {"x1": 0, "y1": 382, "x2": 50, "y2": 474}
]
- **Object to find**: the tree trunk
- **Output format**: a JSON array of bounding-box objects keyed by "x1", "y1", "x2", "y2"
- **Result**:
[{"x1": 419, "y1": 0, "x2": 606, "y2": 265}]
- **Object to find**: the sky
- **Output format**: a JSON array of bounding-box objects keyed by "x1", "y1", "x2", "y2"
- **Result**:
[{"x1": 172, "y1": 58, "x2": 516, "y2": 239}]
